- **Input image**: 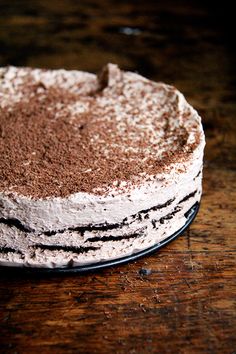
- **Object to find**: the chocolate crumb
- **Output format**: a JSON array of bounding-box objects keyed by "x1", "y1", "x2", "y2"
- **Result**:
[{"x1": 139, "y1": 268, "x2": 152, "y2": 276}]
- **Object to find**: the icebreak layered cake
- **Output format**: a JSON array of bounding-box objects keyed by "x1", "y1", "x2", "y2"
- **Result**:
[{"x1": 0, "y1": 64, "x2": 205, "y2": 268}]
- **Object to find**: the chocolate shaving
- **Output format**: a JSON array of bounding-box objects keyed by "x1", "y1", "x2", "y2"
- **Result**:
[{"x1": 0, "y1": 65, "x2": 201, "y2": 198}]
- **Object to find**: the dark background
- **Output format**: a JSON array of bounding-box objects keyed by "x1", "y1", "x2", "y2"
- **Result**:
[
  {"x1": 0, "y1": 1, "x2": 235, "y2": 80},
  {"x1": 0, "y1": 1, "x2": 236, "y2": 353}
]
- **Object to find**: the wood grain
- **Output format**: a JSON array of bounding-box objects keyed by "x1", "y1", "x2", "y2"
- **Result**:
[{"x1": 0, "y1": 1, "x2": 235, "y2": 353}]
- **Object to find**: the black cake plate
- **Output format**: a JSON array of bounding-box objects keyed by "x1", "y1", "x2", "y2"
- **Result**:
[{"x1": 0, "y1": 202, "x2": 199, "y2": 274}]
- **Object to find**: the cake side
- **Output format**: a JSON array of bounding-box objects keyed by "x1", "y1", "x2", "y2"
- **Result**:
[{"x1": 0, "y1": 144, "x2": 204, "y2": 267}]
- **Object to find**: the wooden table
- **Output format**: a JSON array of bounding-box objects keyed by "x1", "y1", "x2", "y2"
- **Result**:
[{"x1": 0, "y1": 1, "x2": 235, "y2": 353}]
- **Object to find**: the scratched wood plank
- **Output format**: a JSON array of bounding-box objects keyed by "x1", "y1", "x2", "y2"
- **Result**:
[
  {"x1": 0, "y1": 251, "x2": 235, "y2": 353},
  {"x1": 0, "y1": 0, "x2": 236, "y2": 353}
]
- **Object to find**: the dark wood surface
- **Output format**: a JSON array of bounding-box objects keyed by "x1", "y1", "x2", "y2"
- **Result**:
[{"x1": 0, "y1": 1, "x2": 235, "y2": 353}]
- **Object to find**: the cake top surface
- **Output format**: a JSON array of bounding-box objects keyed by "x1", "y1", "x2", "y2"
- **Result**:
[{"x1": 0, "y1": 64, "x2": 202, "y2": 198}]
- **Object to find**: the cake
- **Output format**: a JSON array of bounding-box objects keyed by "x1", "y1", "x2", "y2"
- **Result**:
[{"x1": 0, "y1": 64, "x2": 205, "y2": 268}]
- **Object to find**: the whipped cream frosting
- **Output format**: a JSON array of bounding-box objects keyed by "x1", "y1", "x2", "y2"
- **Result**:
[
  {"x1": 0, "y1": 64, "x2": 205, "y2": 268},
  {"x1": 0, "y1": 64, "x2": 201, "y2": 198}
]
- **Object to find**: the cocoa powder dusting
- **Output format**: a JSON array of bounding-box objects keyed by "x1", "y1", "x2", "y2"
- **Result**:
[{"x1": 0, "y1": 64, "x2": 201, "y2": 198}]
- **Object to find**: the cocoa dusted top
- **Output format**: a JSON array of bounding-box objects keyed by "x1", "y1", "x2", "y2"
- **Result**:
[{"x1": 0, "y1": 64, "x2": 200, "y2": 198}]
